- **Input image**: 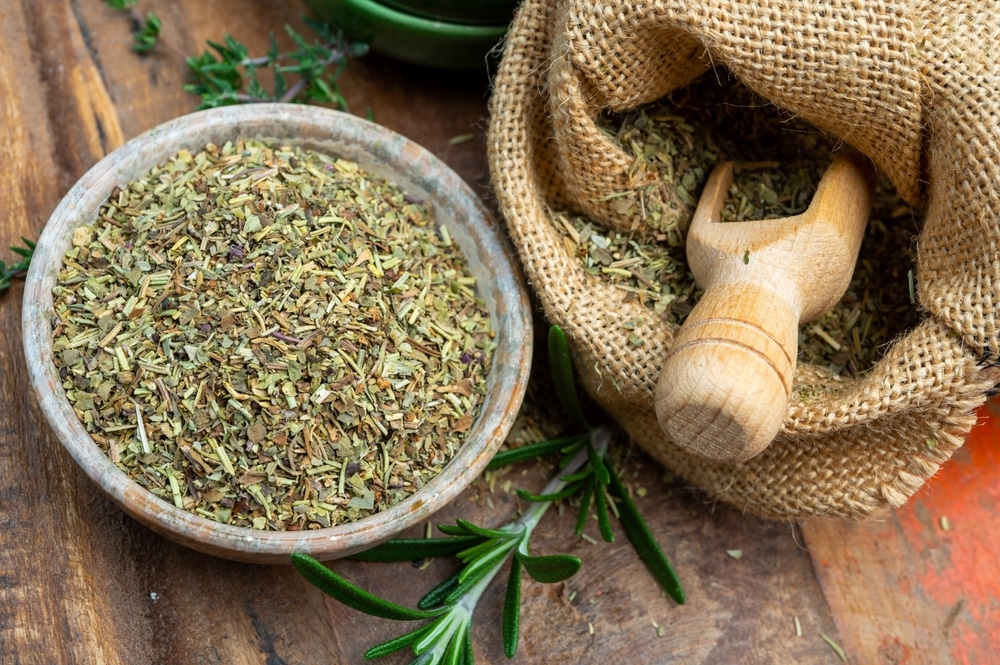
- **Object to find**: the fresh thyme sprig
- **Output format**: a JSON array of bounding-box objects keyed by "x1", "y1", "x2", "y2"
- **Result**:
[
  {"x1": 0, "y1": 239, "x2": 35, "y2": 295},
  {"x1": 103, "y1": 0, "x2": 163, "y2": 53},
  {"x1": 104, "y1": 2, "x2": 367, "y2": 108},
  {"x1": 184, "y1": 18, "x2": 368, "y2": 109},
  {"x1": 292, "y1": 326, "x2": 685, "y2": 663}
]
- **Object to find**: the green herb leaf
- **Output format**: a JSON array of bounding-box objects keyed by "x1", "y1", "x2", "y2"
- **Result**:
[
  {"x1": 445, "y1": 552, "x2": 515, "y2": 604},
  {"x1": 363, "y1": 624, "x2": 433, "y2": 659},
  {"x1": 462, "y1": 619, "x2": 475, "y2": 665},
  {"x1": 593, "y1": 479, "x2": 615, "y2": 543},
  {"x1": 182, "y1": 19, "x2": 364, "y2": 109},
  {"x1": 455, "y1": 542, "x2": 515, "y2": 588},
  {"x1": 587, "y1": 439, "x2": 611, "y2": 486},
  {"x1": 548, "y1": 325, "x2": 590, "y2": 429},
  {"x1": 503, "y1": 556, "x2": 522, "y2": 658},
  {"x1": 0, "y1": 239, "x2": 35, "y2": 295},
  {"x1": 559, "y1": 467, "x2": 595, "y2": 484},
  {"x1": 132, "y1": 12, "x2": 162, "y2": 53},
  {"x1": 606, "y1": 466, "x2": 686, "y2": 604},
  {"x1": 414, "y1": 613, "x2": 459, "y2": 655},
  {"x1": 486, "y1": 434, "x2": 588, "y2": 469},
  {"x1": 442, "y1": 622, "x2": 470, "y2": 665},
  {"x1": 455, "y1": 538, "x2": 502, "y2": 562},
  {"x1": 290, "y1": 553, "x2": 443, "y2": 620},
  {"x1": 516, "y1": 480, "x2": 584, "y2": 503},
  {"x1": 349, "y1": 536, "x2": 486, "y2": 562},
  {"x1": 514, "y1": 551, "x2": 582, "y2": 584},
  {"x1": 418, "y1": 571, "x2": 461, "y2": 610},
  {"x1": 575, "y1": 480, "x2": 595, "y2": 536},
  {"x1": 436, "y1": 524, "x2": 470, "y2": 537}
]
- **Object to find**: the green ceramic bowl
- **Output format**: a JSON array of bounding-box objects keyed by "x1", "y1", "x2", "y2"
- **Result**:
[
  {"x1": 378, "y1": 0, "x2": 518, "y2": 25},
  {"x1": 302, "y1": 0, "x2": 509, "y2": 70}
]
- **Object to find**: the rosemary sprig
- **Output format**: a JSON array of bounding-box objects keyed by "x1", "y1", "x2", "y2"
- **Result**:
[
  {"x1": 0, "y1": 239, "x2": 35, "y2": 295},
  {"x1": 293, "y1": 326, "x2": 685, "y2": 663}
]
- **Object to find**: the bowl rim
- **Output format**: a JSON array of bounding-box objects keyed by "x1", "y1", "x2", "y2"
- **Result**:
[
  {"x1": 22, "y1": 103, "x2": 532, "y2": 564},
  {"x1": 376, "y1": 0, "x2": 518, "y2": 25},
  {"x1": 306, "y1": 0, "x2": 511, "y2": 36}
]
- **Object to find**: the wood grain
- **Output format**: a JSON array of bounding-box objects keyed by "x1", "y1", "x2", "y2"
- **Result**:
[
  {"x1": 802, "y1": 399, "x2": 1000, "y2": 665},
  {"x1": 0, "y1": 1, "x2": 993, "y2": 664}
]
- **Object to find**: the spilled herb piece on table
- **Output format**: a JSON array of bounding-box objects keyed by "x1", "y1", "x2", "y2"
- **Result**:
[
  {"x1": 0, "y1": 239, "x2": 35, "y2": 295},
  {"x1": 292, "y1": 326, "x2": 684, "y2": 663},
  {"x1": 50, "y1": 140, "x2": 495, "y2": 531},
  {"x1": 104, "y1": 2, "x2": 367, "y2": 108}
]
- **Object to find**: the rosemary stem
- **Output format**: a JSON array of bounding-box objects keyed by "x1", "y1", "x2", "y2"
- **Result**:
[
  {"x1": 451, "y1": 427, "x2": 614, "y2": 615},
  {"x1": 515, "y1": 426, "x2": 612, "y2": 534}
]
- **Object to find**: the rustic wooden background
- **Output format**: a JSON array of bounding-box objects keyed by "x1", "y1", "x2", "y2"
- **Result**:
[{"x1": 1, "y1": 2, "x2": 997, "y2": 664}]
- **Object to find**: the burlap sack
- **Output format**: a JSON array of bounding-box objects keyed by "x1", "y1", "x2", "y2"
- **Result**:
[{"x1": 487, "y1": 0, "x2": 1000, "y2": 519}]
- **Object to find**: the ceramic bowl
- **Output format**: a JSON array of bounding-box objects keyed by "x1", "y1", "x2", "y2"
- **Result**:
[
  {"x1": 301, "y1": 0, "x2": 509, "y2": 70},
  {"x1": 22, "y1": 104, "x2": 532, "y2": 564},
  {"x1": 377, "y1": 0, "x2": 519, "y2": 25}
]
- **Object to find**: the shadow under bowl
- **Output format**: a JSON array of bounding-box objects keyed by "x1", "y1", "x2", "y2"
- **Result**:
[{"x1": 22, "y1": 103, "x2": 532, "y2": 565}]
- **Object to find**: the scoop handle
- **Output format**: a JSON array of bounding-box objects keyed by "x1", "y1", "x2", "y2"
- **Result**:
[
  {"x1": 654, "y1": 152, "x2": 875, "y2": 463},
  {"x1": 655, "y1": 280, "x2": 799, "y2": 462}
]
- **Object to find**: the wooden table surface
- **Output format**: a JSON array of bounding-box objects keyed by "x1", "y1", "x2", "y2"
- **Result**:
[{"x1": 1, "y1": 2, "x2": 998, "y2": 664}]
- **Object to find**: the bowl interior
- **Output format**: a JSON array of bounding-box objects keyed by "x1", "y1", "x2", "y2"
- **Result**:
[{"x1": 22, "y1": 104, "x2": 531, "y2": 564}]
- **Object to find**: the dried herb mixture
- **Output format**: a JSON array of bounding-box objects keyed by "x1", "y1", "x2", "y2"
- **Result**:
[
  {"x1": 556, "y1": 75, "x2": 920, "y2": 377},
  {"x1": 51, "y1": 139, "x2": 495, "y2": 530}
]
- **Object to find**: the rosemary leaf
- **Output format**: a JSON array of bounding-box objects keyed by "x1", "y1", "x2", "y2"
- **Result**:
[
  {"x1": 445, "y1": 553, "x2": 514, "y2": 604},
  {"x1": 436, "y1": 524, "x2": 471, "y2": 537},
  {"x1": 503, "y1": 556, "x2": 522, "y2": 658},
  {"x1": 548, "y1": 325, "x2": 590, "y2": 429},
  {"x1": 290, "y1": 553, "x2": 443, "y2": 620},
  {"x1": 413, "y1": 613, "x2": 460, "y2": 655},
  {"x1": 486, "y1": 434, "x2": 588, "y2": 469},
  {"x1": 363, "y1": 624, "x2": 433, "y2": 659},
  {"x1": 349, "y1": 536, "x2": 486, "y2": 562},
  {"x1": 453, "y1": 519, "x2": 518, "y2": 541},
  {"x1": 455, "y1": 538, "x2": 502, "y2": 562},
  {"x1": 514, "y1": 551, "x2": 582, "y2": 584},
  {"x1": 587, "y1": 440, "x2": 611, "y2": 486},
  {"x1": 516, "y1": 480, "x2": 584, "y2": 503},
  {"x1": 560, "y1": 467, "x2": 596, "y2": 484},
  {"x1": 418, "y1": 571, "x2": 462, "y2": 610},
  {"x1": 442, "y1": 621, "x2": 468, "y2": 665},
  {"x1": 606, "y1": 466, "x2": 686, "y2": 604},
  {"x1": 462, "y1": 620, "x2": 475, "y2": 665},
  {"x1": 593, "y1": 478, "x2": 615, "y2": 543},
  {"x1": 454, "y1": 542, "x2": 516, "y2": 588}
]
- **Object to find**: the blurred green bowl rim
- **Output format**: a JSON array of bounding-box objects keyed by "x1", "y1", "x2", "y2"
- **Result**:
[
  {"x1": 303, "y1": 0, "x2": 509, "y2": 70},
  {"x1": 378, "y1": 0, "x2": 518, "y2": 25}
]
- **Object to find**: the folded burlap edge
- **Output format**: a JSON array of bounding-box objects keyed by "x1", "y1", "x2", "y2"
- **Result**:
[{"x1": 486, "y1": 0, "x2": 996, "y2": 519}]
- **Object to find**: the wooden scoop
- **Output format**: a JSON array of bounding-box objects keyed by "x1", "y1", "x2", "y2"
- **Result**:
[{"x1": 655, "y1": 152, "x2": 876, "y2": 463}]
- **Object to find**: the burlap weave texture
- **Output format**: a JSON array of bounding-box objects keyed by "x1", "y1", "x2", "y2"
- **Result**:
[{"x1": 487, "y1": 0, "x2": 1000, "y2": 518}]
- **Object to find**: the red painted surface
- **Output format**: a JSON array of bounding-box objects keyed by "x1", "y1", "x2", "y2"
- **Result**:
[{"x1": 894, "y1": 397, "x2": 1000, "y2": 664}]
